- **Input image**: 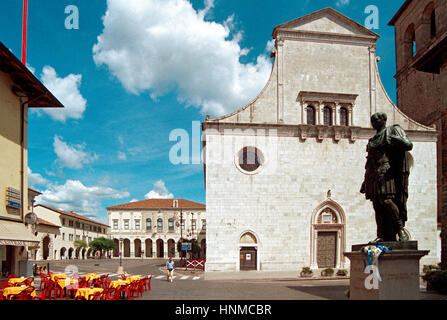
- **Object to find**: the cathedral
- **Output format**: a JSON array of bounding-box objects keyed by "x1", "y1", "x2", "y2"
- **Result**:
[{"x1": 202, "y1": 8, "x2": 438, "y2": 273}]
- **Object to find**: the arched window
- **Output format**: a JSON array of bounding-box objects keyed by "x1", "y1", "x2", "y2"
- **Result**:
[
  {"x1": 168, "y1": 218, "x2": 174, "y2": 232},
  {"x1": 323, "y1": 106, "x2": 332, "y2": 126},
  {"x1": 307, "y1": 105, "x2": 316, "y2": 125},
  {"x1": 404, "y1": 24, "x2": 416, "y2": 62},
  {"x1": 431, "y1": 10, "x2": 436, "y2": 38},
  {"x1": 157, "y1": 218, "x2": 163, "y2": 232},
  {"x1": 146, "y1": 218, "x2": 152, "y2": 231},
  {"x1": 340, "y1": 107, "x2": 348, "y2": 126}
]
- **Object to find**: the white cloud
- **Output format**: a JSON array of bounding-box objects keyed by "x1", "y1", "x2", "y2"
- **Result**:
[
  {"x1": 53, "y1": 135, "x2": 98, "y2": 169},
  {"x1": 28, "y1": 167, "x2": 49, "y2": 187},
  {"x1": 129, "y1": 199, "x2": 139, "y2": 203},
  {"x1": 93, "y1": 0, "x2": 272, "y2": 117},
  {"x1": 144, "y1": 180, "x2": 174, "y2": 199},
  {"x1": 117, "y1": 151, "x2": 127, "y2": 161},
  {"x1": 40, "y1": 66, "x2": 87, "y2": 122},
  {"x1": 35, "y1": 180, "x2": 130, "y2": 218},
  {"x1": 336, "y1": 0, "x2": 350, "y2": 7}
]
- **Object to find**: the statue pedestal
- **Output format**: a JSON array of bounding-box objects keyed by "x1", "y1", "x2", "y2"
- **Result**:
[{"x1": 344, "y1": 242, "x2": 429, "y2": 300}]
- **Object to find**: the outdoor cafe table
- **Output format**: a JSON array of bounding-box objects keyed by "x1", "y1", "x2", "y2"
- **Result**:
[
  {"x1": 50, "y1": 274, "x2": 67, "y2": 281},
  {"x1": 8, "y1": 277, "x2": 34, "y2": 286},
  {"x1": 2, "y1": 286, "x2": 36, "y2": 300},
  {"x1": 109, "y1": 280, "x2": 128, "y2": 288},
  {"x1": 126, "y1": 276, "x2": 142, "y2": 282},
  {"x1": 84, "y1": 273, "x2": 100, "y2": 282},
  {"x1": 75, "y1": 288, "x2": 103, "y2": 300},
  {"x1": 57, "y1": 278, "x2": 78, "y2": 289}
]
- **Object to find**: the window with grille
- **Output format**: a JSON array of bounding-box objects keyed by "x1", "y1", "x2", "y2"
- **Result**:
[
  {"x1": 340, "y1": 107, "x2": 348, "y2": 126},
  {"x1": 323, "y1": 106, "x2": 332, "y2": 126},
  {"x1": 146, "y1": 218, "x2": 152, "y2": 231},
  {"x1": 307, "y1": 106, "x2": 316, "y2": 125},
  {"x1": 157, "y1": 218, "x2": 163, "y2": 232}
]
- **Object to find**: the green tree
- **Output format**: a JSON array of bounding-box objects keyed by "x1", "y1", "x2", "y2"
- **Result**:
[
  {"x1": 74, "y1": 240, "x2": 88, "y2": 249},
  {"x1": 89, "y1": 237, "x2": 116, "y2": 259}
]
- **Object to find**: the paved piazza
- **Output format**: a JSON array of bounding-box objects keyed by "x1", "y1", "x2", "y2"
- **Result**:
[{"x1": 34, "y1": 259, "x2": 446, "y2": 300}]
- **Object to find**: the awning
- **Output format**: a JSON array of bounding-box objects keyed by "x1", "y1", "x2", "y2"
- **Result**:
[{"x1": 0, "y1": 220, "x2": 39, "y2": 247}]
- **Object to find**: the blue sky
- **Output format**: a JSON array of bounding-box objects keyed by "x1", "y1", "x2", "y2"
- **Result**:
[{"x1": 0, "y1": 0, "x2": 404, "y2": 224}]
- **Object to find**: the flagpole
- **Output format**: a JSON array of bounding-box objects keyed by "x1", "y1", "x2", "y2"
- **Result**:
[{"x1": 22, "y1": 0, "x2": 28, "y2": 65}]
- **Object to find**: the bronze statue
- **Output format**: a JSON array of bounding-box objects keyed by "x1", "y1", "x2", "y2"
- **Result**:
[{"x1": 360, "y1": 112, "x2": 413, "y2": 242}]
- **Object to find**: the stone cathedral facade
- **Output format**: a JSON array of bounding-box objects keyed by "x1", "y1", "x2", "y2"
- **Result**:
[{"x1": 202, "y1": 8, "x2": 439, "y2": 273}]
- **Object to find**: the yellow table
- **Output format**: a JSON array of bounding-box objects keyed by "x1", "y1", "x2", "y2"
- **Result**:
[
  {"x1": 109, "y1": 280, "x2": 129, "y2": 288},
  {"x1": 8, "y1": 277, "x2": 33, "y2": 286},
  {"x1": 57, "y1": 278, "x2": 78, "y2": 289},
  {"x1": 84, "y1": 273, "x2": 100, "y2": 282},
  {"x1": 50, "y1": 274, "x2": 67, "y2": 281},
  {"x1": 126, "y1": 276, "x2": 142, "y2": 282},
  {"x1": 75, "y1": 288, "x2": 103, "y2": 300},
  {"x1": 2, "y1": 286, "x2": 36, "y2": 300}
]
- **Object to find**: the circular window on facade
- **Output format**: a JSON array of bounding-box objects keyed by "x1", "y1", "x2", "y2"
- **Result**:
[{"x1": 236, "y1": 146, "x2": 264, "y2": 174}]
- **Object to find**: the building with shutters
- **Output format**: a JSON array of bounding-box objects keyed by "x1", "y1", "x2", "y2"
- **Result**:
[
  {"x1": 202, "y1": 8, "x2": 439, "y2": 273},
  {"x1": 0, "y1": 41, "x2": 64, "y2": 276},
  {"x1": 107, "y1": 198, "x2": 206, "y2": 259}
]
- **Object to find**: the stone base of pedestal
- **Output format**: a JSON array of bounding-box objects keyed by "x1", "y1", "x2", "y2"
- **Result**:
[
  {"x1": 117, "y1": 266, "x2": 124, "y2": 274},
  {"x1": 344, "y1": 243, "x2": 429, "y2": 300}
]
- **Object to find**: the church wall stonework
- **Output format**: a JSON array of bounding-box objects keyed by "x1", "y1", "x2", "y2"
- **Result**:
[{"x1": 203, "y1": 8, "x2": 439, "y2": 273}]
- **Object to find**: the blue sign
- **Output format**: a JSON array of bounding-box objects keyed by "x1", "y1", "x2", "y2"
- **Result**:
[
  {"x1": 7, "y1": 201, "x2": 21, "y2": 209},
  {"x1": 181, "y1": 244, "x2": 192, "y2": 251}
]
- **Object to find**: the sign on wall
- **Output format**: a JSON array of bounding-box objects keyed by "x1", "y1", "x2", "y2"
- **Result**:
[{"x1": 6, "y1": 187, "x2": 21, "y2": 209}]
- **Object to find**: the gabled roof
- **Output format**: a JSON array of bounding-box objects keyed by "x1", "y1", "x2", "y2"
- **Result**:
[
  {"x1": 273, "y1": 7, "x2": 379, "y2": 39},
  {"x1": 0, "y1": 41, "x2": 64, "y2": 109},
  {"x1": 107, "y1": 198, "x2": 206, "y2": 210},
  {"x1": 36, "y1": 217, "x2": 60, "y2": 228},
  {"x1": 35, "y1": 204, "x2": 109, "y2": 228}
]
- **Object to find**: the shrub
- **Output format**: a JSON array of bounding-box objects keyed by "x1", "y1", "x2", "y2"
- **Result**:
[
  {"x1": 336, "y1": 269, "x2": 348, "y2": 276},
  {"x1": 423, "y1": 264, "x2": 440, "y2": 273},
  {"x1": 301, "y1": 267, "x2": 312, "y2": 274},
  {"x1": 422, "y1": 270, "x2": 447, "y2": 294},
  {"x1": 321, "y1": 268, "x2": 334, "y2": 276},
  {"x1": 300, "y1": 267, "x2": 313, "y2": 277}
]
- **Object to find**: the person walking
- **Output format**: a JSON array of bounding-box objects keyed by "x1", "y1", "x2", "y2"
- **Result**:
[{"x1": 165, "y1": 257, "x2": 175, "y2": 282}]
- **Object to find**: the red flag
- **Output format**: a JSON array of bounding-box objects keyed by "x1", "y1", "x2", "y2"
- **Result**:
[{"x1": 22, "y1": 0, "x2": 28, "y2": 65}]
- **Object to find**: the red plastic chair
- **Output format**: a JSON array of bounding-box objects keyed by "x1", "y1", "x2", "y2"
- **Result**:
[
  {"x1": 120, "y1": 282, "x2": 138, "y2": 300},
  {"x1": 145, "y1": 275, "x2": 152, "y2": 291},
  {"x1": 137, "y1": 280, "x2": 145, "y2": 296},
  {"x1": 33, "y1": 283, "x2": 53, "y2": 300},
  {"x1": 38, "y1": 273, "x2": 50, "y2": 291},
  {"x1": 51, "y1": 278, "x2": 63, "y2": 299},
  {"x1": 7, "y1": 274, "x2": 17, "y2": 280},
  {"x1": 102, "y1": 286, "x2": 121, "y2": 300},
  {"x1": 88, "y1": 290, "x2": 103, "y2": 300},
  {"x1": 10, "y1": 286, "x2": 35, "y2": 300},
  {"x1": 0, "y1": 280, "x2": 9, "y2": 300},
  {"x1": 102, "y1": 278, "x2": 111, "y2": 289}
]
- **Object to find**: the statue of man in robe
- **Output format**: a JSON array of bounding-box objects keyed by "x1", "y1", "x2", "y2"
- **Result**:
[{"x1": 360, "y1": 112, "x2": 413, "y2": 242}]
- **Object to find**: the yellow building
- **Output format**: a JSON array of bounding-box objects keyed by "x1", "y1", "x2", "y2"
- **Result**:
[{"x1": 0, "y1": 41, "x2": 64, "y2": 276}]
